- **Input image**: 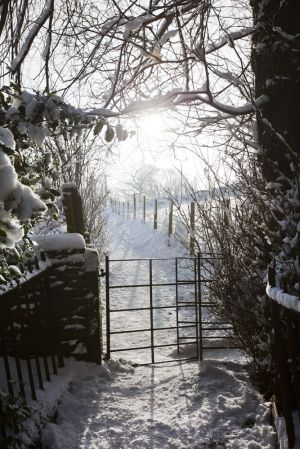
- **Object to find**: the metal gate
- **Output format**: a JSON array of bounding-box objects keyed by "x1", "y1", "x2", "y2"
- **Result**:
[{"x1": 104, "y1": 253, "x2": 237, "y2": 365}]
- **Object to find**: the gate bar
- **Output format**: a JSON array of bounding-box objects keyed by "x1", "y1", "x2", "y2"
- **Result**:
[
  {"x1": 175, "y1": 258, "x2": 180, "y2": 355},
  {"x1": 105, "y1": 255, "x2": 110, "y2": 359},
  {"x1": 109, "y1": 281, "x2": 197, "y2": 289},
  {"x1": 149, "y1": 259, "x2": 155, "y2": 364},
  {"x1": 110, "y1": 324, "x2": 196, "y2": 335},
  {"x1": 197, "y1": 252, "x2": 203, "y2": 361},
  {"x1": 109, "y1": 304, "x2": 197, "y2": 313},
  {"x1": 194, "y1": 257, "x2": 199, "y2": 360}
]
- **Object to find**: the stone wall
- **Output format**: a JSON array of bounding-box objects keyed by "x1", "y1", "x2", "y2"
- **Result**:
[{"x1": 32, "y1": 233, "x2": 102, "y2": 363}]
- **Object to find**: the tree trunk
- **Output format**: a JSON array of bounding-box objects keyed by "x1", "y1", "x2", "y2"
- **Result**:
[{"x1": 251, "y1": 0, "x2": 300, "y2": 181}]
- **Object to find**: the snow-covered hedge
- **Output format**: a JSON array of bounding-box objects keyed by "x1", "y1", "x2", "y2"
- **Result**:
[{"x1": 0, "y1": 84, "x2": 129, "y2": 284}]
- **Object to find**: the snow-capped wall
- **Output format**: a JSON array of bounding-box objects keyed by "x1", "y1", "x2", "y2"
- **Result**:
[{"x1": 1, "y1": 234, "x2": 101, "y2": 364}]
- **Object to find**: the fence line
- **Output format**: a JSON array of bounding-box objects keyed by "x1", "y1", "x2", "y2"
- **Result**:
[
  {"x1": 109, "y1": 195, "x2": 232, "y2": 256},
  {"x1": 109, "y1": 196, "x2": 198, "y2": 254}
]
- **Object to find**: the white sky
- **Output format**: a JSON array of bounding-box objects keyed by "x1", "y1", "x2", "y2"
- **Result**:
[{"x1": 106, "y1": 110, "x2": 232, "y2": 197}]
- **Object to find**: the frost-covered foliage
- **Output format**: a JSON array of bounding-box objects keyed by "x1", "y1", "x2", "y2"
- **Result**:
[
  {"x1": 264, "y1": 171, "x2": 300, "y2": 298},
  {"x1": 0, "y1": 83, "x2": 126, "y2": 284},
  {"x1": 167, "y1": 150, "x2": 300, "y2": 388},
  {"x1": 0, "y1": 389, "x2": 31, "y2": 448},
  {"x1": 165, "y1": 162, "x2": 274, "y2": 386}
]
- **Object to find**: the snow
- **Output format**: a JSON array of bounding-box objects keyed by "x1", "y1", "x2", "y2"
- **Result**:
[
  {"x1": 86, "y1": 108, "x2": 118, "y2": 117},
  {"x1": 266, "y1": 283, "x2": 300, "y2": 313},
  {"x1": 10, "y1": 0, "x2": 54, "y2": 73},
  {"x1": 0, "y1": 126, "x2": 15, "y2": 150},
  {"x1": 39, "y1": 211, "x2": 276, "y2": 449},
  {"x1": 0, "y1": 147, "x2": 48, "y2": 246},
  {"x1": 211, "y1": 95, "x2": 269, "y2": 116},
  {"x1": 125, "y1": 18, "x2": 145, "y2": 32},
  {"x1": 41, "y1": 358, "x2": 275, "y2": 449},
  {"x1": 0, "y1": 150, "x2": 17, "y2": 201},
  {"x1": 61, "y1": 182, "x2": 77, "y2": 190},
  {"x1": 32, "y1": 233, "x2": 86, "y2": 252},
  {"x1": 27, "y1": 124, "x2": 49, "y2": 147},
  {"x1": 6, "y1": 182, "x2": 47, "y2": 221},
  {"x1": 204, "y1": 27, "x2": 254, "y2": 54},
  {"x1": 160, "y1": 29, "x2": 178, "y2": 46}
]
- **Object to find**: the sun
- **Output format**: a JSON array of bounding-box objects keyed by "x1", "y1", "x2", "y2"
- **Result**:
[{"x1": 138, "y1": 112, "x2": 166, "y2": 138}]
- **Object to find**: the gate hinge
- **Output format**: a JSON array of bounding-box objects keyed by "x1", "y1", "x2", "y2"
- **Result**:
[{"x1": 100, "y1": 268, "x2": 106, "y2": 277}]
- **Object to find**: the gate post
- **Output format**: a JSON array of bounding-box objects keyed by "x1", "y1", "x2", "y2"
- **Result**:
[
  {"x1": 175, "y1": 258, "x2": 180, "y2": 355},
  {"x1": 149, "y1": 259, "x2": 155, "y2": 364},
  {"x1": 105, "y1": 255, "x2": 111, "y2": 359},
  {"x1": 197, "y1": 252, "x2": 203, "y2": 361}
]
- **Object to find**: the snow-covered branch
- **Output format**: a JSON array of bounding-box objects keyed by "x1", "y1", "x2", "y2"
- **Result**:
[
  {"x1": 124, "y1": 90, "x2": 268, "y2": 117},
  {"x1": 10, "y1": 0, "x2": 54, "y2": 73}
]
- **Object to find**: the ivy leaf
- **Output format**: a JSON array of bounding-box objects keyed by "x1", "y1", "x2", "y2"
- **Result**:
[
  {"x1": 93, "y1": 120, "x2": 105, "y2": 135},
  {"x1": 49, "y1": 188, "x2": 60, "y2": 197},
  {"x1": 105, "y1": 125, "x2": 115, "y2": 143},
  {"x1": 0, "y1": 229, "x2": 7, "y2": 238}
]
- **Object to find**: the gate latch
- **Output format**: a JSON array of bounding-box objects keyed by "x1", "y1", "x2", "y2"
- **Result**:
[{"x1": 100, "y1": 268, "x2": 106, "y2": 277}]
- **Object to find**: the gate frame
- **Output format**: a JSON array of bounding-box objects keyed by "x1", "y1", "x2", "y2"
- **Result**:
[{"x1": 104, "y1": 253, "x2": 236, "y2": 365}]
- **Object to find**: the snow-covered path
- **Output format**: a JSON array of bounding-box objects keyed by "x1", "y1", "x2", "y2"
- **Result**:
[
  {"x1": 41, "y1": 213, "x2": 276, "y2": 449},
  {"x1": 106, "y1": 213, "x2": 196, "y2": 364}
]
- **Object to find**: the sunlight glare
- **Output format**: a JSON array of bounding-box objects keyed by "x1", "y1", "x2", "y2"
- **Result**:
[{"x1": 138, "y1": 112, "x2": 165, "y2": 138}]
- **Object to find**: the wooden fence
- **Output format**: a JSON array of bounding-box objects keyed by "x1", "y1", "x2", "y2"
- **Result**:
[
  {"x1": 0, "y1": 267, "x2": 64, "y2": 440},
  {"x1": 110, "y1": 196, "x2": 196, "y2": 254},
  {"x1": 0, "y1": 240, "x2": 101, "y2": 441}
]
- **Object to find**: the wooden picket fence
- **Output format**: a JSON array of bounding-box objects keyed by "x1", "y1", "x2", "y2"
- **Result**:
[{"x1": 0, "y1": 266, "x2": 64, "y2": 440}]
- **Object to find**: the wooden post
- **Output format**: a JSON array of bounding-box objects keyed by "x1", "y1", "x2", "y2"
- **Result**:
[
  {"x1": 154, "y1": 199, "x2": 158, "y2": 230},
  {"x1": 168, "y1": 202, "x2": 173, "y2": 238},
  {"x1": 190, "y1": 201, "x2": 195, "y2": 255},
  {"x1": 62, "y1": 183, "x2": 85, "y2": 236},
  {"x1": 271, "y1": 302, "x2": 295, "y2": 448},
  {"x1": 133, "y1": 193, "x2": 136, "y2": 219},
  {"x1": 143, "y1": 195, "x2": 146, "y2": 223},
  {"x1": 223, "y1": 198, "x2": 231, "y2": 227}
]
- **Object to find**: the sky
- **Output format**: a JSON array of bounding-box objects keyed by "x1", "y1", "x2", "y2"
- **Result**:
[{"x1": 106, "y1": 111, "x2": 227, "y2": 197}]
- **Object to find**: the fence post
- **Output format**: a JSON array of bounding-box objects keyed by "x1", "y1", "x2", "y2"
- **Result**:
[
  {"x1": 62, "y1": 183, "x2": 85, "y2": 236},
  {"x1": 190, "y1": 201, "x2": 195, "y2": 255},
  {"x1": 133, "y1": 193, "x2": 136, "y2": 219},
  {"x1": 143, "y1": 195, "x2": 146, "y2": 223},
  {"x1": 127, "y1": 201, "x2": 129, "y2": 219},
  {"x1": 223, "y1": 198, "x2": 231, "y2": 226},
  {"x1": 154, "y1": 199, "x2": 158, "y2": 230},
  {"x1": 168, "y1": 202, "x2": 173, "y2": 238},
  {"x1": 105, "y1": 256, "x2": 110, "y2": 359}
]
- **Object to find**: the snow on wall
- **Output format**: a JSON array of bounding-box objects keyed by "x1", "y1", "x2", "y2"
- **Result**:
[
  {"x1": 32, "y1": 233, "x2": 86, "y2": 252},
  {"x1": 266, "y1": 283, "x2": 300, "y2": 313}
]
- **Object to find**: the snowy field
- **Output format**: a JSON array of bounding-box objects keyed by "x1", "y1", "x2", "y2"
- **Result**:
[{"x1": 40, "y1": 212, "x2": 277, "y2": 449}]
